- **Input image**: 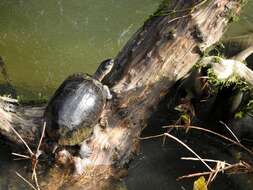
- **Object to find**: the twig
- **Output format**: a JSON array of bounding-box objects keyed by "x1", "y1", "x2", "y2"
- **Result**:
[
  {"x1": 139, "y1": 134, "x2": 164, "y2": 140},
  {"x1": 181, "y1": 157, "x2": 231, "y2": 166},
  {"x1": 163, "y1": 125, "x2": 253, "y2": 155},
  {"x1": 32, "y1": 159, "x2": 38, "y2": 180},
  {"x1": 219, "y1": 121, "x2": 240, "y2": 143},
  {"x1": 9, "y1": 125, "x2": 34, "y2": 156},
  {"x1": 140, "y1": 132, "x2": 213, "y2": 171},
  {"x1": 13, "y1": 158, "x2": 30, "y2": 161},
  {"x1": 11, "y1": 122, "x2": 46, "y2": 190},
  {"x1": 33, "y1": 169, "x2": 40, "y2": 190},
  {"x1": 177, "y1": 161, "x2": 252, "y2": 180},
  {"x1": 15, "y1": 171, "x2": 37, "y2": 190},
  {"x1": 31, "y1": 122, "x2": 46, "y2": 190},
  {"x1": 12, "y1": 152, "x2": 30, "y2": 159},
  {"x1": 207, "y1": 161, "x2": 226, "y2": 185},
  {"x1": 164, "y1": 133, "x2": 213, "y2": 171},
  {"x1": 177, "y1": 171, "x2": 211, "y2": 180},
  {"x1": 36, "y1": 122, "x2": 46, "y2": 153}
]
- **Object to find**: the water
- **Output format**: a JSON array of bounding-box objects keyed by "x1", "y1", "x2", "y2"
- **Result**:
[
  {"x1": 226, "y1": 1, "x2": 253, "y2": 37},
  {"x1": 126, "y1": 135, "x2": 253, "y2": 190},
  {"x1": 0, "y1": 0, "x2": 159, "y2": 99},
  {"x1": 0, "y1": 1, "x2": 253, "y2": 189}
]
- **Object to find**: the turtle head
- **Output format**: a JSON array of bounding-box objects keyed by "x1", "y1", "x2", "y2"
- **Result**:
[
  {"x1": 99, "y1": 59, "x2": 114, "y2": 77},
  {"x1": 93, "y1": 59, "x2": 114, "y2": 81},
  {"x1": 103, "y1": 59, "x2": 114, "y2": 71}
]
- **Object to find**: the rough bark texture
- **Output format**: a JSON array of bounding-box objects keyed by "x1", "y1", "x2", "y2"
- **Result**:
[
  {"x1": 0, "y1": 97, "x2": 44, "y2": 146},
  {"x1": 0, "y1": 0, "x2": 243, "y2": 181}
]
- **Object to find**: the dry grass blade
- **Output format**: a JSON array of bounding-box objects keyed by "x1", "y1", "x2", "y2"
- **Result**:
[
  {"x1": 31, "y1": 122, "x2": 46, "y2": 190},
  {"x1": 33, "y1": 169, "x2": 40, "y2": 190},
  {"x1": 177, "y1": 171, "x2": 212, "y2": 180},
  {"x1": 139, "y1": 134, "x2": 164, "y2": 140},
  {"x1": 207, "y1": 161, "x2": 225, "y2": 185},
  {"x1": 32, "y1": 159, "x2": 38, "y2": 180},
  {"x1": 140, "y1": 133, "x2": 213, "y2": 171},
  {"x1": 15, "y1": 171, "x2": 37, "y2": 190},
  {"x1": 9, "y1": 125, "x2": 34, "y2": 156},
  {"x1": 36, "y1": 121, "x2": 46, "y2": 153},
  {"x1": 164, "y1": 133, "x2": 213, "y2": 171},
  {"x1": 12, "y1": 152, "x2": 30, "y2": 159},
  {"x1": 163, "y1": 125, "x2": 253, "y2": 155},
  {"x1": 181, "y1": 157, "x2": 230, "y2": 185},
  {"x1": 11, "y1": 122, "x2": 45, "y2": 190},
  {"x1": 181, "y1": 157, "x2": 231, "y2": 166},
  {"x1": 219, "y1": 121, "x2": 240, "y2": 143},
  {"x1": 13, "y1": 158, "x2": 31, "y2": 161},
  {"x1": 177, "y1": 161, "x2": 252, "y2": 181}
]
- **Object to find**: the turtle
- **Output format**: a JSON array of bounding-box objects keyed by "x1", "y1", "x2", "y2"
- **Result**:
[{"x1": 45, "y1": 59, "x2": 114, "y2": 146}]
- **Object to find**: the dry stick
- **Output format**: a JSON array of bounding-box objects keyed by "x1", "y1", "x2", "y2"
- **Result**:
[
  {"x1": 219, "y1": 121, "x2": 240, "y2": 143},
  {"x1": 32, "y1": 121, "x2": 46, "y2": 179},
  {"x1": 33, "y1": 170, "x2": 40, "y2": 190},
  {"x1": 181, "y1": 157, "x2": 231, "y2": 166},
  {"x1": 12, "y1": 152, "x2": 30, "y2": 159},
  {"x1": 15, "y1": 171, "x2": 37, "y2": 190},
  {"x1": 207, "y1": 162, "x2": 224, "y2": 185},
  {"x1": 140, "y1": 133, "x2": 213, "y2": 171},
  {"x1": 182, "y1": 157, "x2": 229, "y2": 185},
  {"x1": 32, "y1": 159, "x2": 38, "y2": 180},
  {"x1": 178, "y1": 161, "x2": 252, "y2": 180},
  {"x1": 9, "y1": 125, "x2": 34, "y2": 156},
  {"x1": 36, "y1": 122, "x2": 46, "y2": 153},
  {"x1": 140, "y1": 129, "x2": 251, "y2": 184},
  {"x1": 14, "y1": 158, "x2": 31, "y2": 161},
  {"x1": 139, "y1": 134, "x2": 164, "y2": 140},
  {"x1": 163, "y1": 125, "x2": 253, "y2": 155},
  {"x1": 177, "y1": 171, "x2": 211, "y2": 180},
  {"x1": 10, "y1": 122, "x2": 46, "y2": 190},
  {"x1": 32, "y1": 122, "x2": 46, "y2": 190},
  {"x1": 164, "y1": 133, "x2": 213, "y2": 171},
  {"x1": 211, "y1": 162, "x2": 225, "y2": 182}
]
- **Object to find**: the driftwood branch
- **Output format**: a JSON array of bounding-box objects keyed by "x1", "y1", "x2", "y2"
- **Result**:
[{"x1": 0, "y1": 97, "x2": 44, "y2": 146}]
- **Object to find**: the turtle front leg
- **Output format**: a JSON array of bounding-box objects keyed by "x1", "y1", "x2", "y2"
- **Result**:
[
  {"x1": 103, "y1": 85, "x2": 112, "y2": 100},
  {"x1": 99, "y1": 85, "x2": 112, "y2": 128}
]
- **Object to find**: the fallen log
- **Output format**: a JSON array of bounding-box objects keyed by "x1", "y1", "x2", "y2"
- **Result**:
[{"x1": 0, "y1": 0, "x2": 246, "y2": 188}]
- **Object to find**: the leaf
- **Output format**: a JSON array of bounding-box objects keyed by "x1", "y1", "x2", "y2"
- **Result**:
[
  {"x1": 193, "y1": 176, "x2": 208, "y2": 190},
  {"x1": 180, "y1": 113, "x2": 190, "y2": 125}
]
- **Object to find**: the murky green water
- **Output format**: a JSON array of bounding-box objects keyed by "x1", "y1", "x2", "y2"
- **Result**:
[
  {"x1": 0, "y1": 1, "x2": 253, "y2": 190},
  {"x1": 0, "y1": 0, "x2": 159, "y2": 99}
]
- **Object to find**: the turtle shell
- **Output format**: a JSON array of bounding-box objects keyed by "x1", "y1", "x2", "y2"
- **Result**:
[{"x1": 45, "y1": 73, "x2": 106, "y2": 145}]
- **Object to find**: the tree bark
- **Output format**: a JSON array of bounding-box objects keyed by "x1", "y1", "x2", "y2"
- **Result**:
[{"x1": 0, "y1": 0, "x2": 244, "y2": 185}]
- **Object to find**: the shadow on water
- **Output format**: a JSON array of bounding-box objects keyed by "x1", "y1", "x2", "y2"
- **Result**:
[
  {"x1": 123, "y1": 92, "x2": 253, "y2": 190},
  {"x1": 0, "y1": 140, "x2": 34, "y2": 190},
  {"x1": 125, "y1": 132, "x2": 253, "y2": 190}
]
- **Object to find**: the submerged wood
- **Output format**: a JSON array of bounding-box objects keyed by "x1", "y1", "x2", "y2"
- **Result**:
[{"x1": 0, "y1": 0, "x2": 244, "y2": 186}]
